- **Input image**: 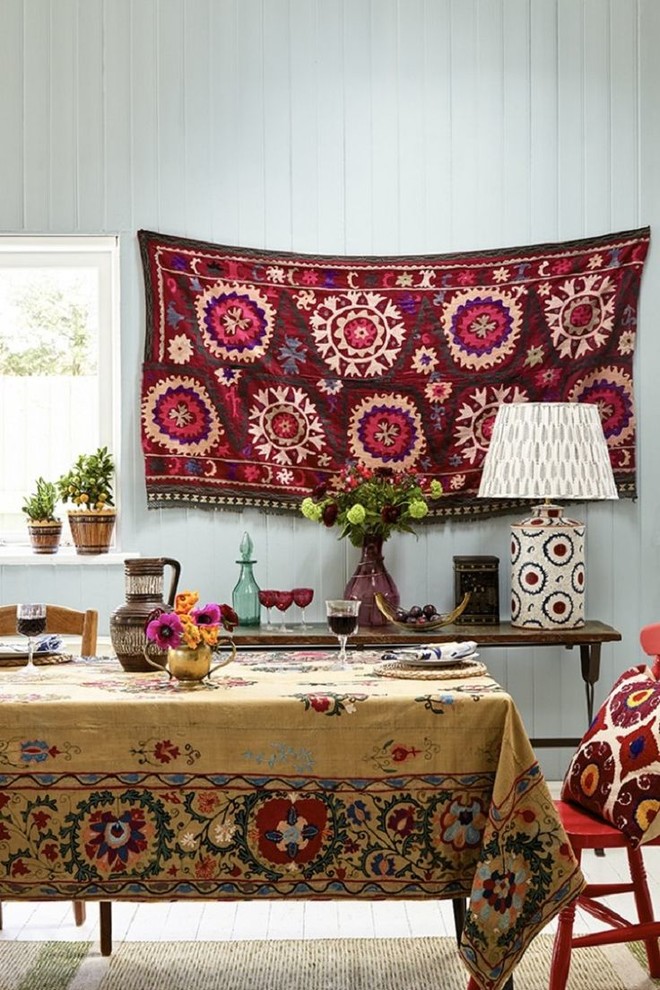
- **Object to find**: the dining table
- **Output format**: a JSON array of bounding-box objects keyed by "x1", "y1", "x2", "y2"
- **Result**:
[{"x1": 0, "y1": 645, "x2": 585, "y2": 990}]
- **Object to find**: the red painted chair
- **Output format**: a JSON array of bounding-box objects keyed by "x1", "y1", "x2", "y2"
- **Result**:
[{"x1": 548, "y1": 623, "x2": 660, "y2": 990}]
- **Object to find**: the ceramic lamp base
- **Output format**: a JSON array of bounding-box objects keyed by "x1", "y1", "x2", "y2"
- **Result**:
[{"x1": 510, "y1": 503, "x2": 585, "y2": 629}]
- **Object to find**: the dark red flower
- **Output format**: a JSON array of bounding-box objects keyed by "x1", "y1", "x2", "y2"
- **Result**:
[
  {"x1": 381, "y1": 504, "x2": 401, "y2": 524},
  {"x1": 322, "y1": 502, "x2": 339, "y2": 526},
  {"x1": 220, "y1": 604, "x2": 239, "y2": 630},
  {"x1": 312, "y1": 483, "x2": 328, "y2": 499}
]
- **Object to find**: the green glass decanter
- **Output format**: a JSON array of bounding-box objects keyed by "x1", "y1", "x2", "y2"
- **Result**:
[{"x1": 232, "y1": 531, "x2": 261, "y2": 627}]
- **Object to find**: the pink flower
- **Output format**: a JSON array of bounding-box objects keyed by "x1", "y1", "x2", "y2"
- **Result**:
[
  {"x1": 191, "y1": 603, "x2": 222, "y2": 626},
  {"x1": 145, "y1": 611, "x2": 184, "y2": 649}
]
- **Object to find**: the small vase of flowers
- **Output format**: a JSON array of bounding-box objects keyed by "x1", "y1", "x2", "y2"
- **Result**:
[
  {"x1": 144, "y1": 590, "x2": 238, "y2": 686},
  {"x1": 301, "y1": 464, "x2": 443, "y2": 626}
]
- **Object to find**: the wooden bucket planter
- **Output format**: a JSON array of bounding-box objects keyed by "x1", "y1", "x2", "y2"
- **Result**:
[
  {"x1": 27, "y1": 521, "x2": 63, "y2": 555},
  {"x1": 67, "y1": 510, "x2": 117, "y2": 555}
]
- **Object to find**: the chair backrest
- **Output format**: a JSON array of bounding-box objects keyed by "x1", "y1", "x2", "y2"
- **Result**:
[
  {"x1": 0, "y1": 604, "x2": 98, "y2": 656},
  {"x1": 640, "y1": 623, "x2": 660, "y2": 678}
]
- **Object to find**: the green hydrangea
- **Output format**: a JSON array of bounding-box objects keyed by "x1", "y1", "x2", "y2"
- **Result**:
[
  {"x1": 429, "y1": 480, "x2": 444, "y2": 499},
  {"x1": 346, "y1": 503, "x2": 366, "y2": 525},
  {"x1": 301, "y1": 497, "x2": 323, "y2": 521},
  {"x1": 408, "y1": 499, "x2": 429, "y2": 519}
]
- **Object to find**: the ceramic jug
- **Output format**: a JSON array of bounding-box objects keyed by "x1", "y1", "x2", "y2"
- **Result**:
[{"x1": 110, "y1": 557, "x2": 181, "y2": 672}]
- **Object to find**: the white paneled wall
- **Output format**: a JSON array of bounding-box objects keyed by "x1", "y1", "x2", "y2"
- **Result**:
[{"x1": 1, "y1": 0, "x2": 659, "y2": 776}]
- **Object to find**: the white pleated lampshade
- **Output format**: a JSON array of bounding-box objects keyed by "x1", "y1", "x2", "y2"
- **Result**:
[{"x1": 477, "y1": 402, "x2": 618, "y2": 502}]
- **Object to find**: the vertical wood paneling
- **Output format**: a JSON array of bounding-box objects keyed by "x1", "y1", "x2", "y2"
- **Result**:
[
  {"x1": 448, "y1": 0, "x2": 479, "y2": 247},
  {"x1": 263, "y1": 0, "x2": 293, "y2": 249},
  {"x1": 235, "y1": 0, "x2": 266, "y2": 246},
  {"x1": 315, "y1": 1, "x2": 345, "y2": 254},
  {"x1": 157, "y1": 0, "x2": 187, "y2": 234},
  {"x1": 131, "y1": 0, "x2": 160, "y2": 230},
  {"x1": 77, "y1": 0, "x2": 104, "y2": 232},
  {"x1": 183, "y1": 0, "x2": 212, "y2": 238},
  {"x1": 397, "y1": 0, "x2": 427, "y2": 253},
  {"x1": 1, "y1": 0, "x2": 659, "y2": 775},
  {"x1": 103, "y1": 0, "x2": 132, "y2": 232},
  {"x1": 421, "y1": 0, "x2": 452, "y2": 251},
  {"x1": 530, "y1": 0, "x2": 559, "y2": 237},
  {"x1": 343, "y1": 0, "x2": 372, "y2": 253},
  {"x1": 370, "y1": 0, "x2": 399, "y2": 250},
  {"x1": 502, "y1": 0, "x2": 531, "y2": 243},
  {"x1": 22, "y1": 0, "x2": 50, "y2": 229},
  {"x1": 0, "y1": 1, "x2": 24, "y2": 230},
  {"x1": 557, "y1": 0, "x2": 586, "y2": 234},
  {"x1": 289, "y1": 0, "x2": 319, "y2": 252},
  {"x1": 49, "y1": 0, "x2": 77, "y2": 229}
]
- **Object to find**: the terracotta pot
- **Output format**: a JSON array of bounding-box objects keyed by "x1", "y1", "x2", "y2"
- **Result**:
[
  {"x1": 27, "y1": 521, "x2": 62, "y2": 555},
  {"x1": 67, "y1": 509, "x2": 116, "y2": 555}
]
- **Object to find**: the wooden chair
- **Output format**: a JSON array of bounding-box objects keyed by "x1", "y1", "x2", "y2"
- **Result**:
[
  {"x1": 548, "y1": 627, "x2": 660, "y2": 990},
  {"x1": 0, "y1": 603, "x2": 98, "y2": 932}
]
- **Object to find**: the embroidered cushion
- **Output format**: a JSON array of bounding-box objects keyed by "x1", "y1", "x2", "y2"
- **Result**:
[{"x1": 561, "y1": 663, "x2": 660, "y2": 848}]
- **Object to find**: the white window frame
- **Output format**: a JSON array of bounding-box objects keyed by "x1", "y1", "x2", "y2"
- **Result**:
[{"x1": 0, "y1": 235, "x2": 121, "y2": 549}]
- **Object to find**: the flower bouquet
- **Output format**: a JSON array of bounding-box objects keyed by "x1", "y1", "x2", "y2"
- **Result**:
[
  {"x1": 144, "y1": 590, "x2": 238, "y2": 685},
  {"x1": 300, "y1": 464, "x2": 443, "y2": 548}
]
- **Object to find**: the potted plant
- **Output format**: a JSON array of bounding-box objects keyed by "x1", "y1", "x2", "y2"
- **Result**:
[
  {"x1": 57, "y1": 446, "x2": 117, "y2": 555},
  {"x1": 22, "y1": 477, "x2": 62, "y2": 554}
]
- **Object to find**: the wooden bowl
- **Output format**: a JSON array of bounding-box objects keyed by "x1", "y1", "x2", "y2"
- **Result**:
[{"x1": 375, "y1": 591, "x2": 471, "y2": 631}]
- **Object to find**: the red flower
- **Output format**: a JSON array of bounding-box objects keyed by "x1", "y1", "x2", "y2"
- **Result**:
[
  {"x1": 42, "y1": 843, "x2": 59, "y2": 862},
  {"x1": 322, "y1": 502, "x2": 339, "y2": 526},
  {"x1": 32, "y1": 811, "x2": 51, "y2": 830},
  {"x1": 310, "y1": 695, "x2": 331, "y2": 712}
]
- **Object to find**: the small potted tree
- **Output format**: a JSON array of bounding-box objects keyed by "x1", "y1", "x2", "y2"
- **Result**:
[
  {"x1": 22, "y1": 477, "x2": 62, "y2": 554},
  {"x1": 57, "y1": 446, "x2": 117, "y2": 555}
]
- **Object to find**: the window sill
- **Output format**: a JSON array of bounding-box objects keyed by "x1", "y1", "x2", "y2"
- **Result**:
[{"x1": 0, "y1": 547, "x2": 139, "y2": 566}]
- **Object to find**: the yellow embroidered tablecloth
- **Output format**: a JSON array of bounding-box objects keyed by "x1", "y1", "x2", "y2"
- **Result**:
[{"x1": 0, "y1": 650, "x2": 584, "y2": 990}]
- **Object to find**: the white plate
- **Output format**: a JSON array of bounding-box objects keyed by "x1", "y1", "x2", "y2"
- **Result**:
[{"x1": 384, "y1": 651, "x2": 480, "y2": 669}]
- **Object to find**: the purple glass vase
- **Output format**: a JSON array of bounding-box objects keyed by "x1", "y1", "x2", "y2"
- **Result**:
[{"x1": 343, "y1": 533, "x2": 400, "y2": 627}]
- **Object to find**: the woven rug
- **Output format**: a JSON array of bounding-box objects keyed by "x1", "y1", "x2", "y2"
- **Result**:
[
  {"x1": 0, "y1": 935, "x2": 653, "y2": 990},
  {"x1": 138, "y1": 226, "x2": 649, "y2": 517}
]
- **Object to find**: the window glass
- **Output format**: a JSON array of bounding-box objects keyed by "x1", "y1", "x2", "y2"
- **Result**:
[{"x1": 0, "y1": 237, "x2": 119, "y2": 541}]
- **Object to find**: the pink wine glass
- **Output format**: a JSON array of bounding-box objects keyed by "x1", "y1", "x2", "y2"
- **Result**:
[
  {"x1": 259, "y1": 589, "x2": 278, "y2": 630},
  {"x1": 273, "y1": 590, "x2": 294, "y2": 632},
  {"x1": 292, "y1": 587, "x2": 314, "y2": 628}
]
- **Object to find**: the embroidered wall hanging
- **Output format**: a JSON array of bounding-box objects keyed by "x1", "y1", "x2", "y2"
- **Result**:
[{"x1": 138, "y1": 226, "x2": 649, "y2": 517}]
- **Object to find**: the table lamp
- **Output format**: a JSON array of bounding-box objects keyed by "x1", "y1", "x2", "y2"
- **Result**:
[{"x1": 477, "y1": 402, "x2": 618, "y2": 629}]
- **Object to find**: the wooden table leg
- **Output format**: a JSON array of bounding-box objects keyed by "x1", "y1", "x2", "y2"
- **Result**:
[
  {"x1": 579, "y1": 642, "x2": 601, "y2": 725},
  {"x1": 100, "y1": 901, "x2": 112, "y2": 956}
]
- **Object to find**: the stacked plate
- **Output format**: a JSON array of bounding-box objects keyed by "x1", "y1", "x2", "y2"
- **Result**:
[
  {"x1": 374, "y1": 640, "x2": 487, "y2": 679},
  {"x1": 381, "y1": 640, "x2": 478, "y2": 669}
]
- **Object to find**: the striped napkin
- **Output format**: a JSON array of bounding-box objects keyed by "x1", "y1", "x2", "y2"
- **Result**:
[{"x1": 381, "y1": 640, "x2": 478, "y2": 663}]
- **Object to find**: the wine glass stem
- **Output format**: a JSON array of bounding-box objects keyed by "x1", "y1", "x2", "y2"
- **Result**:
[
  {"x1": 337, "y1": 634, "x2": 348, "y2": 662},
  {"x1": 300, "y1": 608, "x2": 307, "y2": 628},
  {"x1": 26, "y1": 637, "x2": 35, "y2": 672}
]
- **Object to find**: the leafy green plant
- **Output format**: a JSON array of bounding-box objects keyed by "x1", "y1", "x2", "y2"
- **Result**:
[
  {"x1": 57, "y1": 446, "x2": 115, "y2": 510},
  {"x1": 22, "y1": 477, "x2": 60, "y2": 522},
  {"x1": 300, "y1": 464, "x2": 444, "y2": 547}
]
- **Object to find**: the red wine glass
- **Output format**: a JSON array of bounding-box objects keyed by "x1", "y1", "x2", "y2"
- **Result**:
[
  {"x1": 259, "y1": 589, "x2": 278, "y2": 630},
  {"x1": 292, "y1": 587, "x2": 314, "y2": 628},
  {"x1": 273, "y1": 590, "x2": 294, "y2": 632},
  {"x1": 16, "y1": 603, "x2": 47, "y2": 675},
  {"x1": 325, "y1": 599, "x2": 360, "y2": 667}
]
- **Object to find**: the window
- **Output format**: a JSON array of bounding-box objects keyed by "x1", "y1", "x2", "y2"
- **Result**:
[{"x1": 0, "y1": 236, "x2": 120, "y2": 543}]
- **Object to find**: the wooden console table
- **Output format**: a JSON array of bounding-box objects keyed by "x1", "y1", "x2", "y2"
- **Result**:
[{"x1": 233, "y1": 620, "x2": 622, "y2": 749}]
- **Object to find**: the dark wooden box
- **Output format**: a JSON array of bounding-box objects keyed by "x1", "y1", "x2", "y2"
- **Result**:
[{"x1": 453, "y1": 555, "x2": 500, "y2": 625}]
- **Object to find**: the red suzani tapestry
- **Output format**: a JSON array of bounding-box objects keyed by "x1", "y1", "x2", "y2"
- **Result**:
[{"x1": 138, "y1": 226, "x2": 649, "y2": 517}]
